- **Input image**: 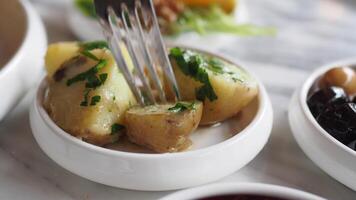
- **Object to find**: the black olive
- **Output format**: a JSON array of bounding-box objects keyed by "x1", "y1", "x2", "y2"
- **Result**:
[
  {"x1": 307, "y1": 86, "x2": 349, "y2": 117},
  {"x1": 317, "y1": 103, "x2": 356, "y2": 145}
]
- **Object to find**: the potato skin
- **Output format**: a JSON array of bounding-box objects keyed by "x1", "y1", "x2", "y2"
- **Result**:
[
  {"x1": 169, "y1": 55, "x2": 258, "y2": 125},
  {"x1": 124, "y1": 102, "x2": 203, "y2": 153}
]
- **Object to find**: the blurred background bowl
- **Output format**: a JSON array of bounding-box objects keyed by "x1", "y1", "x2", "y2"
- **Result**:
[
  {"x1": 0, "y1": 0, "x2": 47, "y2": 121},
  {"x1": 66, "y1": 0, "x2": 248, "y2": 41}
]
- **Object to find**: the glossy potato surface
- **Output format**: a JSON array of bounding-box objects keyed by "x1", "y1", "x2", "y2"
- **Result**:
[
  {"x1": 125, "y1": 102, "x2": 203, "y2": 153},
  {"x1": 169, "y1": 50, "x2": 258, "y2": 125}
]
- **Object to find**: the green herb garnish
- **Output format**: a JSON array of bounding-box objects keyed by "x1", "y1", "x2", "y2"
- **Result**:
[
  {"x1": 168, "y1": 102, "x2": 196, "y2": 113},
  {"x1": 66, "y1": 59, "x2": 107, "y2": 86},
  {"x1": 81, "y1": 50, "x2": 99, "y2": 61},
  {"x1": 169, "y1": 47, "x2": 217, "y2": 101},
  {"x1": 78, "y1": 41, "x2": 108, "y2": 61},
  {"x1": 90, "y1": 95, "x2": 101, "y2": 106},
  {"x1": 207, "y1": 58, "x2": 225, "y2": 74},
  {"x1": 111, "y1": 123, "x2": 125, "y2": 135},
  {"x1": 75, "y1": 0, "x2": 96, "y2": 18},
  {"x1": 80, "y1": 89, "x2": 91, "y2": 107},
  {"x1": 65, "y1": 41, "x2": 110, "y2": 107},
  {"x1": 66, "y1": 59, "x2": 107, "y2": 107},
  {"x1": 80, "y1": 41, "x2": 108, "y2": 51}
]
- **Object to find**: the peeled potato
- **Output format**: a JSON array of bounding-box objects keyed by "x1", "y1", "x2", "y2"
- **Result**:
[
  {"x1": 45, "y1": 45, "x2": 136, "y2": 146},
  {"x1": 168, "y1": 48, "x2": 258, "y2": 125},
  {"x1": 45, "y1": 42, "x2": 80, "y2": 78},
  {"x1": 125, "y1": 102, "x2": 203, "y2": 153},
  {"x1": 181, "y1": 0, "x2": 237, "y2": 13}
]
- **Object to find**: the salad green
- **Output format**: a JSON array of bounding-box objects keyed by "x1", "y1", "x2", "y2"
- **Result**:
[
  {"x1": 167, "y1": 5, "x2": 276, "y2": 36},
  {"x1": 74, "y1": 0, "x2": 275, "y2": 36}
]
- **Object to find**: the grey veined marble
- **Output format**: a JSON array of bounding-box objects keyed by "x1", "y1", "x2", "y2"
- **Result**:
[{"x1": 1, "y1": 0, "x2": 355, "y2": 199}]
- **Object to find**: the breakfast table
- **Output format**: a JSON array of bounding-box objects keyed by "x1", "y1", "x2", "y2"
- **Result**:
[{"x1": 1, "y1": 0, "x2": 356, "y2": 199}]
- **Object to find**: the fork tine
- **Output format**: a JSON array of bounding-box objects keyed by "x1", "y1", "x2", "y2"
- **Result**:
[
  {"x1": 137, "y1": 0, "x2": 181, "y2": 101},
  {"x1": 132, "y1": 1, "x2": 167, "y2": 103},
  {"x1": 106, "y1": 7, "x2": 146, "y2": 105},
  {"x1": 120, "y1": 4, "x2": 156, "y2": 105},
  {"x1": 94, "y1": 0, "x2": 181, "y2": 105}
]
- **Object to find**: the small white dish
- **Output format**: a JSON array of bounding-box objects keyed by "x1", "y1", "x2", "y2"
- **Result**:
[
  {"x1": 29, "y1": 50, "x2": 273, "y2": 191},
  {"x1": 0, "y1": 0, "x2": 47, "y2": 121},
  {"x1": 66, "y1": 0, "x2": 249, "y2": 41},
  {"x1": 160, "y1": 182, "x2": 325, "y2": 200},
  {"x1": 289, "y1": 59, "x2": 356, "y2": 191}
]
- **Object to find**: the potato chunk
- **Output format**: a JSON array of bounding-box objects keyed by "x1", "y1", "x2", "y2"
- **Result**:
[
  {"x1": 168, "y1": 47, "x2": 258, "y2": 125},
  {"x1": 125, "y1": 102, "x2": 203, "y2": 153},
  {"x1": 45, "y1": 42, "x2": 80, "y2": 78},
  {"x1": 44, "y1": 43, "x2": 136, "y2": 146}
]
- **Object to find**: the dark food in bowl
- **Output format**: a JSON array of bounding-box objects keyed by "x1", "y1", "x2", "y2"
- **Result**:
[
  {"x1": 316, "y1": 102, "x2": 356, "y2": 144},
  {"x1": 307, "y1": 66, "x2": 356, "y2": 150},
  {"x1": 198, "y1": 194, "x2": 288, "y2": 200},
  {"x1": 307, "y1": 86, "x2": 348, "y2": 118}
]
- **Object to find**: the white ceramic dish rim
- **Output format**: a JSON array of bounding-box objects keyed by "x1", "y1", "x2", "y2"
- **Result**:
[
  {"x1": 159, "y1": 182, "x2": 325, "y2": 200},
  {"x1": 299, "y1": 58, "x2": 356, "y2": 157},
  {"x1": 34, "y1": 52, "x2": 268, "y2": 159},
  {"x1": 0, "y1": 0, "x2": 28, "y2": 77}
]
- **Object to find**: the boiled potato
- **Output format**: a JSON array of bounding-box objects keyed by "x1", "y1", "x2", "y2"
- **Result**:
[
  {"x1": 45, "y1": 42, "x2": 80, "y2": 78},
  {"x1": 125, "y1": 101, "x2": 203, "y2": 153},
  {"x1": 168, "y1": 47, "x2": 258, "y2": 125},
  {"x1": 44, "y1": 43, "x2": 136, "y2": 146}
]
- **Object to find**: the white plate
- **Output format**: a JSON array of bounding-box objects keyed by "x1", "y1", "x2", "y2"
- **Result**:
[
  {"x1": 29, "y1": 50, "x2": 273, "y2": 191},
  {"x1": 0, "y1": 0, "x2": 47, "y2": 121},
  {"x1": 160, "y1": 182, "x2": 325, "y2": 200},
  {"x1": 289, "y1": 59, "x2": 356, "y2": 191}
]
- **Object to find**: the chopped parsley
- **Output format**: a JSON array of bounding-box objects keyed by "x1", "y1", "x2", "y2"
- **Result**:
[
  {"x1": 80, "y1": 89, "x2": 91, "y2": 107},
  {"x1": 66, "y1": 59, "x2": 107, "y2": 86},
  {"x1": 168, "y1": 102, "x2": 196, "y2": 113},
  {"x1": 66, "y1": 41, "x2": 108, "y2": 106},
  {"x1": 111, "y1": 123, "x2": 125, "y2": 135},
  {"x1": 206, "y1": 58, "x2": 225, "y2": 74},
  {"x1": 90, "y1": 95, "x2": 101, "y2": 106},
  {"x1": 81, "y1": 50, "x2": 99, "y2": 61},
  {"x1": 79, "y1": 41, "x2": 108, "y2": 61},
  {"x1": 169, "y1": 47, "x2": 218, "y2": 102},
  {"x1": 80, "y1": 41, "x2": 108, "y2": 51}
]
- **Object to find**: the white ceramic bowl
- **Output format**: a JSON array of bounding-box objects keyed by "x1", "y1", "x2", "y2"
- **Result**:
[
  {"x1": 289, "y1": 59, "x2": 356, "y2": 191},
  {"x1": 160, "y1": 182, "x2": 325, "y2": 200},
  {"x1": 29, "y1": 52, "x2": 273, "y2": 191},
  {"x1": 66, "y1": 0, "x2": 249, "y2": 41},
  {"x1": 0, "y1": 0, "x2": 47, "y2": 121}
]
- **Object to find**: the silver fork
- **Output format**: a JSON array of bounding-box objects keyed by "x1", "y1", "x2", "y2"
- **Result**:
[{"x1": 93, "y1": 0, "x2": 180, "y2": 106}]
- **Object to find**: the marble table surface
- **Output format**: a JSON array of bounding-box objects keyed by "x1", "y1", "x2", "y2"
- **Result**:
[{"x1": 1, "y1": 0, "x2": 356, "y2": 199}]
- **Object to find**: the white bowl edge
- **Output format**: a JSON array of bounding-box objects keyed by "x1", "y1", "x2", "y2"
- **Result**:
[
  {"x1": 288, "y1": 58, "x2": 356, "y2": 191},
  {"x1": 0, "y1": 0, "x2": 47, "y2": 121},
  {"x1": 29, "y1": 49, "x2": 273, "y2": 190},
  {"x1": 159, "y1": 182, "x2": 325, "y2": 200}
]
